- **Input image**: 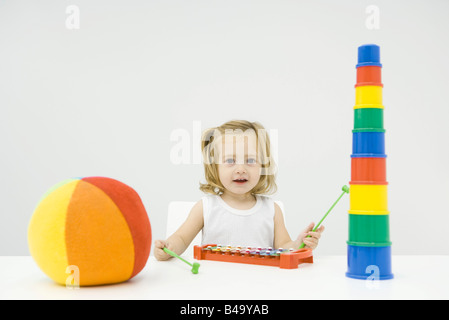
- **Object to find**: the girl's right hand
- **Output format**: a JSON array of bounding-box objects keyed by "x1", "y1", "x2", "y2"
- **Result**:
[{"x1": 154, "y1": 240, "x2": 173, "y2": 261}]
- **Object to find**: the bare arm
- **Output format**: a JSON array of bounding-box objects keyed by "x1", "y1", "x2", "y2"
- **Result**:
[
  {"x1": 273, "y1": 203, "x2": 301, "y2": 249},
  {"x1": 154, "y1": 200, "x2": 204, "y2": 260},
  {"x1": 273, "y1": 203, "x2": 324, "y2": 250}
]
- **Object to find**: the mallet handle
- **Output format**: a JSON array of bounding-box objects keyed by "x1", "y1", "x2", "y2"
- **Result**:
[
  {"x1": 163, "y1": 247, "x2": 193, "y2": 267},
  {"x1": 299, "y1": 185, "x2": 349, "y2": 249}
]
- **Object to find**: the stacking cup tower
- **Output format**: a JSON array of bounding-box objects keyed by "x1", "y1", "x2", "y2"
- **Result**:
[{"x1": 346, "y1": 44, "x2": 393, "y2": 280}]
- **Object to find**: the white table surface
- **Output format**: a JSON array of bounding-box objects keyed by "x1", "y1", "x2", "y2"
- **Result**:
[{"x1": 0, "y1": 255, "x2": 448, "y2": 300}]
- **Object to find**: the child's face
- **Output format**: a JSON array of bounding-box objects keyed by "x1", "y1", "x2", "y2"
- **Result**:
[{"x1": 216, "y1": 131, "x2": 262, "y2": 196}]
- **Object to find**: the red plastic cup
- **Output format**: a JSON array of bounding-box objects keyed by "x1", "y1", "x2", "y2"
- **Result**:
[
  {"x1": 355, "y1": 66, "x2": 383, "y2": 88},
  {"x1": 350, "y1": 157, "x2": 387, "y2": 185}
]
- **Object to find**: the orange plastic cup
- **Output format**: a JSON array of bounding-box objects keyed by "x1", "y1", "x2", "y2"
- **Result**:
[
  {"x1": 355, "y1": 66, "x2": 383, "y2": 87},
  {"x1": 350, "y1": 157, "x2": 387, "y2": 185}
]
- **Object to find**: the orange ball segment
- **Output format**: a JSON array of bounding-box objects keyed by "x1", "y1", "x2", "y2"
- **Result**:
[{"x1": 28, "y1": 177, "x2": 152, "y2": 286}]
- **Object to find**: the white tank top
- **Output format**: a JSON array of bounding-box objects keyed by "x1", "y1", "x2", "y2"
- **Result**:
[{"x1": 201, "y1": 194, "x2": 275, "y2": 248}]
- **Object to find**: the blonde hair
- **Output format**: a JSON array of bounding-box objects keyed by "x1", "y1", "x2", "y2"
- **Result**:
[{"x1": 199, "y1": 120, "x2": 277, "y2": 195}]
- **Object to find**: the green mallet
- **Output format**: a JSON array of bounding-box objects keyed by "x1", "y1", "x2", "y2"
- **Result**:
[
  {"x1": 299, "y1": 185, "x2": 350, "y2": 249},
  {"x1": 163, "y1": 247, "x2": 200, "y2": 274}
]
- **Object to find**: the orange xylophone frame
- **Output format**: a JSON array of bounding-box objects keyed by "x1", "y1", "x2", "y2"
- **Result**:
[{"x1": 193, "y1": 244, "x2": 313, "y2": 269}]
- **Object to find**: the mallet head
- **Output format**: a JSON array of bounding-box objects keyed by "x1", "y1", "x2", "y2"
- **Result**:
[{"x1": 191, "y1": 262, "x2": 200, "y2": 274}]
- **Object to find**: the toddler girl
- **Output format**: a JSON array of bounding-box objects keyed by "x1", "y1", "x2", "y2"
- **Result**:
[{"x1": 154, "y1": 120, "x2": 324, "y2": 260}]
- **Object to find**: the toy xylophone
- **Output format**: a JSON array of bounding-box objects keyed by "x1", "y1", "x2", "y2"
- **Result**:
[{"x1": 193, "y1": 244, "x2": 313, "y2": 269}]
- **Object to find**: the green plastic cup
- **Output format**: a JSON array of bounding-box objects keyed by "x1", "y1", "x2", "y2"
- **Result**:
[
  {"x1": 347, "y1": 213, "x2": 391, "y2": 247},
  {"x1": 353, "y1": 108, "x2": 384, "y2": 132}
]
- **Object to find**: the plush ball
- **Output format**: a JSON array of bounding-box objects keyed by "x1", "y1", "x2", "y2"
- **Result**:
[{"x1": 28, "y1": 176, "x2": 151, "y2": 286}]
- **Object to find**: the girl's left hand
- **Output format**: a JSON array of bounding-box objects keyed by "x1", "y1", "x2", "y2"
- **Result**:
[{"x1": 297, "y1": 222, "x2": 325, "y2": 250}]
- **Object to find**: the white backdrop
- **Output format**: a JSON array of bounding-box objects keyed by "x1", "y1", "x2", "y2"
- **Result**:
[{"x1": 1, "y1": 0, "x2": 448, "y2": 256}]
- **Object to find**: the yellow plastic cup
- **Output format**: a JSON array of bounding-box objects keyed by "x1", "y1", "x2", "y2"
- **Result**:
[
  {"x1": 349, "y1": 184, "x2": 389, "y2": 214},
  {"x1": 354, "y1": 85, "x2": 383, "y2": 109}
]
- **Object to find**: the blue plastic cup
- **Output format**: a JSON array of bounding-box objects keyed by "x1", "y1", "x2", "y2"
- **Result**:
[
  {"x1": 346, "y1": 245, "x2": 393, "y2": 280},
  {"x1": 351, "y1": 132, "x2": 386, "y2": 158},
  {"x1": 356, "y1": 44, "x2": 382, "y2": 68}
]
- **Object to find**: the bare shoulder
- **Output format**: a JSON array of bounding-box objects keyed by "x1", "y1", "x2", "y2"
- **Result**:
[
  {"x1": 273, "y1": 202, "x2": 286, "y2": 226},
  {"x1": 274, "y1": 202, "x2": 282, "y2": 211},
  {"x1": 187, "y1": 199, "x2": 204, "y2": 222},
  {"x1": 191, "y1": 199, "x2": 203, "y2": 213},
  {"x1": 274, "y1": 202, "x2": 283, "y2": 216},
  {"x1": 175, "y1": 199, "x2": 204, "y2": 238}
]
